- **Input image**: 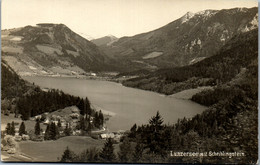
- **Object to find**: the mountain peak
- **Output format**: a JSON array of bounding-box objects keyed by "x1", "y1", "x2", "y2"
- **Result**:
[
  {"x1": 91, "y1": 35, "x2": 118, "y2": 46},
  {"x1": 106, "y1": 34, "x2": 117, "y2": 39},
  {"x1": 180, "y1": 9, "x2": 218, "y2": 23},
  {"x1": 195, "y1": 9, "x2": 218, "y2": 17},
  {"x1": 180, "y1": 12, "x2": 195, "y2": 23}
]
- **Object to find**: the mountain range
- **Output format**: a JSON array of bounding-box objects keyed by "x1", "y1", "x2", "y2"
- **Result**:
[
  {"x1": 122, "y1": 28, "x2": 258, "y2": 94},
  {"x1": 1, "y1": 23, "x2": 118, "y2": 76},
  {"x1": 100, "y1": 7, "x2": 258, "y2": 70},
  {"x1": 1, "y1": 7, "x2": 258, "y2": 75}
]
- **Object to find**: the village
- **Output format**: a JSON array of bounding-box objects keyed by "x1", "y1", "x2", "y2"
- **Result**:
[{"x1": 1, "y1": 106, "x2": 126, "y2": 157}]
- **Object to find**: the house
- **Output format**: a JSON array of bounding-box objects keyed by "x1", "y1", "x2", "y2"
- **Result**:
[
  {"x1": 44, "y1": 118, "x2": 50, "y2": 125},
  {"x1": 56, "y1": 115, "x2": 61, "y2": 120},
  {"x1": 22, "y1": 134, "x2": 30, "y2": 141},
  {"x1": 51, "y1": 115, "x2": 57, "y2": 120},
  {"x1": 53, "y1": 121, "x2": 59, "y2": 125},
  {"x1": 72, "y1": 108, "x2": 79, "y2": 113},
  {"x1": 15, "y1": 128, "x2": 19, "y2": 132},
  {"x1": 70, "y1": 113, "x2": 79, "y2": 119},
  {"x1": 100, "y1": 134, "x2": 107, "y2": 139},
  {"x1": 72, "y1": 130, "x2": 81, "y2": 136},
  {"x1": 75, "y1": 130, "x2": 81, "y2": 134},
  {"x1": 90, "y1": 116, "x2": 94, "y2": 123},
  {"x1": 14, "y1": 135, "x2": 22, "y2": 142},
  {"x1": 100, "y1": 133, "x2": 115, "y2": 139},
  {"x1": 35, "y1": 115, "x2": 42, "y2": 120},
  {"x1": 114, "y1": 134, "x2": 123, "y2": 143},
  {"x1": 61, "y1": 121, "x2": 67, "y2": 127}
]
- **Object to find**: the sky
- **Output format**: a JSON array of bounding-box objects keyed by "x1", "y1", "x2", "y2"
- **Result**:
[{"x1": 2, "y1": 0, "x2": 258, "y2": 39}]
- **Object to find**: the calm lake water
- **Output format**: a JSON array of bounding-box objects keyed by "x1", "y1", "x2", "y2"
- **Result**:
[{"x1": 22, "y1": 76, "x2": 207, "y2": 131}]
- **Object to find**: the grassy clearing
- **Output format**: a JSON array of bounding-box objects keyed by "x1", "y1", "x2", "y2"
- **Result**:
[
  {"x1": 18, "y1": 136, "x2": 108, "y2": 162},
  {"x1": 1, "y1": 114, "x2": 47, "y2": 133},
  {"x1": 2, "y1": 114, "x2": 120, "y2": 162}
]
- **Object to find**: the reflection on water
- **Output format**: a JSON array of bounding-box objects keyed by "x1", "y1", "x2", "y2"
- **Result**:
[{"x1": 22, "y1": 76, "x2": 207, "y2": 131}]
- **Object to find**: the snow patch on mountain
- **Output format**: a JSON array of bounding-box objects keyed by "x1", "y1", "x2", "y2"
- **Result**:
[
  {"x1": 106, "y1": 35, "x2": 119, "y2": 46},
  {"x1": 181, "y1": 9, "x2": 217, "y2": 23},
  {"x1": 181, "y1": 12, "x2": 195, "y2": 23},
  {"x1": 249, "y1": 13, "x2": 258, "y2": 28},
  {"x1": 240, "y1": 13, "x2": 258, "y2": 33},
  {"x1": 194, "y1": 10, "x2": 218, "y2": 21},
  {"x1": 196, "y1": 10, "x2": 217, "y2": 17}
]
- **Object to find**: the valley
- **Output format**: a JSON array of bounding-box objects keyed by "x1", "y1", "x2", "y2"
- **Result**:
[
  {"x1": 1, "y1": 5, "x2": 258, "y2": 164},
  {"x1": 22, "y1": 76, "x2": 207, "y2": 132}
]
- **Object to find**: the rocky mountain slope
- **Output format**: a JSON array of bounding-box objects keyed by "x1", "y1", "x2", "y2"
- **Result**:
[
  {"x1": 101, "y1": 7, "x2": 258, "y2": 71},
  {"x1": 91, "y1": 35, "x2": 118, "y2": 46},
  {"x1": 123, "y1": 28, "x2": 258, "y2": 95},
  {"x1": 1, "y1": 23, "x2": 118, "y2": 76}
]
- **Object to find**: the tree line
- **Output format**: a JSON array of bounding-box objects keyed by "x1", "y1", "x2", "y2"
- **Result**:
[{"x1": 16, "y1": 88, "x2": 92, "y2": 120}]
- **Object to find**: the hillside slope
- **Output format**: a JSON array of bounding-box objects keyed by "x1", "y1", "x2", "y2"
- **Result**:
[
  {"x1": 123, "y1": 28, "x2": 258, "y2": 95},
  {"x1": 101, "y1": 7, "x2": 258, "y2": 71},
  {"x1": 2, "y1": 24, "x2": 118, "y2": 76}
]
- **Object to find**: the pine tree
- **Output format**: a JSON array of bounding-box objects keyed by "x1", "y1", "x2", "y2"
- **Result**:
[
  {"x1": 78, "y1": 147, "x2": 100, "y2": 162},
  {"x1": 5, "y1": 123, "x2": 11, "y2": 135},
  {"x1": 10, "y1": 121, "x2": 15, "y2": 136},
  {"x1": 79, "y1": 116, "x2": 86, "y2": 131},
  {"x1": 86, "y1": 119, "x2": 92, "y2": 133},
  {"x1": 129, "y1": 123, "x2": 137, "y2": 138},
  {"x1": 34, "y1": 120, "x2": 41, "y2": 135},
  {"x1": 58, "y1": 119, "x2": 62, "y2": 128},
  {"x1": 93, "y1": 112, "x2": 99, "y2": 128},
  {"x1": 44, "y1": 124, "x2": 50, "y2": 140},
  {"x1": 19, "y1": 122, "x2": 26, "y2": 136},
  {"x1": 60, "y1": 146, "x2": 76, "y2": 162},
  {"x1": 132, "y1": 141, "x2": 144, "y2": 162},
  {"x1": 78, "y1": 98, "x2": 85, "y2": 115},
  {"x1": 148, "y1": 111, "x2": 164, "y2": 155},
  {"x1": 149, "y1": 111, "x2": 163, "y2": 132},
  {"x1": 98, "y1": 110, "x2": 104, "y2": 127},
  {"x1": 161, "y1": 126, "x2": 172, "y2": 151},
  {"x1": 118, "y1": 138, "x2": 132, "y2": 162},
  {"x1": 99, "y1": 138, "x2": 116, "y2": 162},
  {"x1": 85, "y1": 97, "x2": 91, "y2": 115},
  {"x1": 49, "y1": 122, "x2": 57, "y2": 140},
  {"x1": 64, "y1": 123, "x2": 72, "y2": 136},
  {"x1": 56, "y1": 123, "x2": 60, "y2": 138}
]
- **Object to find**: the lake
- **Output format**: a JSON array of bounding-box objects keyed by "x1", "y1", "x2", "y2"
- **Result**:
[{"x1": 22, "y1": 76, "x2": 207, "y2": 131}]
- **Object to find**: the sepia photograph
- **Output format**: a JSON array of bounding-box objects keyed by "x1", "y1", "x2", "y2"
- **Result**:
[{"x1": 1, "y1": 0, "x2": 258, "y2": 164}]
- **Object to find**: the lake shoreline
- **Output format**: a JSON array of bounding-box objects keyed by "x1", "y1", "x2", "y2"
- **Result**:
[
  {"x1": 21, "y1": 75, "x2": 207, "y2": 132},
  {"x1": 22, "y1": 74, "x2": 211, "y2": 101}
]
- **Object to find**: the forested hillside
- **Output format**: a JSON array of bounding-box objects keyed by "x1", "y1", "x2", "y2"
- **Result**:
[
  {"x1": 60, "y1": 61, "x2": 257, "y2": 163},
  {"x1": 1, "y1": 60, "x2": 33, "y2": 99},
  {"x1": 123, "y1": 29, "x2": 258, "y2": 95},
  {"x1": 1, "y1": 61, "x2": 104, "y2": 129}
]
